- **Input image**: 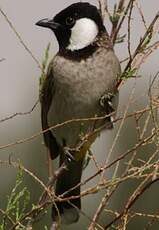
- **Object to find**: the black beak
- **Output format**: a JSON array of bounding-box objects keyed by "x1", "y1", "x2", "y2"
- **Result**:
[{"x1": 36, "y1": 18, "x2": 60, "y2": 30}]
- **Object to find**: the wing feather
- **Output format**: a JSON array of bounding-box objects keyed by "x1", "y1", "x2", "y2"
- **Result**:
[{"x1": 40, "y1": 63, "x2": 60, "y2": 159}]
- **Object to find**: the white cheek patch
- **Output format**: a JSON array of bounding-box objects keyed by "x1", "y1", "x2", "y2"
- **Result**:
[{"x1": 67, "y1": 18, "x2": 98, "y2": 51}]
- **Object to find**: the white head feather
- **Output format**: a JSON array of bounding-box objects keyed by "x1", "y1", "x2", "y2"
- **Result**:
[{"x1": 67, "y1": 18, "x2": 98, "y2": 51}]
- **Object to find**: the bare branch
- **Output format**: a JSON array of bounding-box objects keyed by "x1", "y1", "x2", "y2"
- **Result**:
[
  {"x1": 0, "y1": 99, "x2": 39, "y2": 123},
  {"x1": 98, "y1": 0, "x2": 108, "y2": 21},
  {"x1": 0, "y1": 6, "x2": 42, "y2": 70}
]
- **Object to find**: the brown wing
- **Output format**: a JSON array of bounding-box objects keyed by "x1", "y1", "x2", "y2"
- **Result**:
[{"x1": 40, "y1": 63, "x2": 60, "y2": 159}]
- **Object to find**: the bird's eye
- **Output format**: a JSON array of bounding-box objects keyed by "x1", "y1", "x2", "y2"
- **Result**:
[{"x1": 66, "y1": 17, "x2": 75, "y2": 26}]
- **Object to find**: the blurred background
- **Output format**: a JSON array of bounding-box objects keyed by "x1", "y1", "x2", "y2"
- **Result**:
[{"x1": 0, "y1": 0, "x2": 159, "y2": 229}]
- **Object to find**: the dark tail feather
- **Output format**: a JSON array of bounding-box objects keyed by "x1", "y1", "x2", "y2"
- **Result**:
[{"x1": 52, "y1": 153, "x2": 83, "y2": 224}]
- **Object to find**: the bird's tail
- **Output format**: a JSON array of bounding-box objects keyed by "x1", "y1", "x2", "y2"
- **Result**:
[{"x1": 52, "y1": 153, "x2": 83, "y2": 225}]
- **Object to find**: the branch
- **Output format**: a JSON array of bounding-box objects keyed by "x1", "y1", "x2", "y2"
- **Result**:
[
  {"x1": 117, "y1": 11, "x2": 159, "y2": 88},
  {"x1": 0, "y1": 99, "x2": 39, "y2": 123},
  {"x1": 104, "y1": 176, "x2": 159, "y2": 229},
  {"x1": 0, "y1": 105, "x2": 158, "y2": 152},
  {"x1": 111, "y1": 0, "x2": 132, "y2": 44},
  {"x1": 0, "y1": 6, "x2": 42, "y2": 70},
  {"x1": 98, "y1": 0, "x2": 107, "y2": 21}
]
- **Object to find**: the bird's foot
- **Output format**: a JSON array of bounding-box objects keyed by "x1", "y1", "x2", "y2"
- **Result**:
[
  {"x1": 99, "y1": 92, "x2": 114, "y2": 110},
  {"x1": 63, "y1": 147, "x2": 76, "y2": 165}
]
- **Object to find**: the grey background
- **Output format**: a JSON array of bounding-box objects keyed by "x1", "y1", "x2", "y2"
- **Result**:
[{"x1": 0, "y1": 0, "x2": 159, "y2": 229}]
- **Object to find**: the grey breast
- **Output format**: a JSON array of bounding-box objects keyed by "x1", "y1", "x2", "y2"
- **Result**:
[{"x1": 48, "y1": 47, "x2": 121, "y2": 147}]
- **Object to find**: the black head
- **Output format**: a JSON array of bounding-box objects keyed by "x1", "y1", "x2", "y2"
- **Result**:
[{"x1": 36, "y1": 2, "x2": 105, "y2": 52}]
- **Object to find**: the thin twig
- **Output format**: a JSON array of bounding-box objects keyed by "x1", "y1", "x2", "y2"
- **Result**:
[
  {"x1": 98, "y1": 0, "x2": 107, "y2": 21},
  {"x1": 135, "y1": 0, "x2": 147, "y2": 30},
  {"x1": 58, "y1": 129, "x2": 157, "y2": 200},
  {"x1": 111, "y1": 0, "x2": 133, "y2": 44},
  {"x1": 0, "y1": 208, "x2": 15, "y2": 225},
  {"x1": 110, "y1": 0, "x2": 126, "y2": 39},
  {"x1": 0, "y1": 106, "x2": 158, "y2": 152},
  {"x1": 0, "y1": 6, "x2": 42, "y2": 70},
  {"x1": 127, "y1": 0, "x2": 134, "y2": 63},
  {"x1": 104, "y1": 176, "x2": 159, "y2": 229},
  {"x1": 0, "y1": 99, "x2": 39, "y2": 123}
]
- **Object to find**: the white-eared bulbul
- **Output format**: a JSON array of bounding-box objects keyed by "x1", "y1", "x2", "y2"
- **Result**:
[{"x1": 36, "y1": 2, "x2": 121, "y2": 225}]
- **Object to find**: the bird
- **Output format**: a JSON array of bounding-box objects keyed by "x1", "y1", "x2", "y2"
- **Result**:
[{"x1": 36, "y1": 1, "x2": 121, "y2": 226}]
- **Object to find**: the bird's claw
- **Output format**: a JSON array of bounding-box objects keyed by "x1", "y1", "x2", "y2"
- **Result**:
[
  {"x1": 64, "y1": 147, "x2": 76, "y2": 165},
  {"x1": 99, "y1": 92, "x2": 114, "y2": 109}
]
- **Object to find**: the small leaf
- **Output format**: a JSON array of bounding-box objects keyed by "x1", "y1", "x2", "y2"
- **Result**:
[{"x1": 119, "y1": 67, "x2": 137, "y2": 80}]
